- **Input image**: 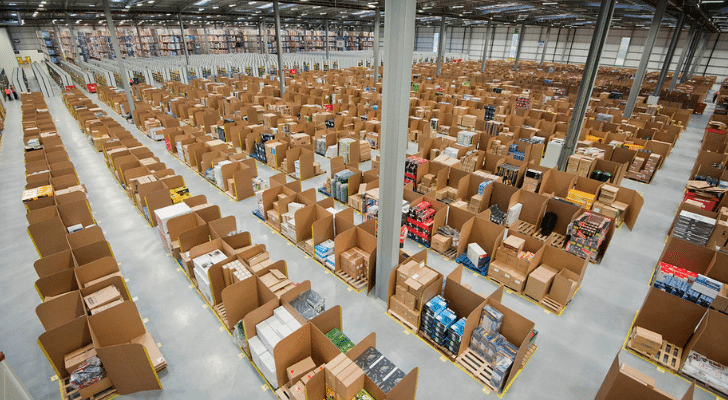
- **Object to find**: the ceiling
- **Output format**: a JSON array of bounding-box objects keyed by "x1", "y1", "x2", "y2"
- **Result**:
[{"x1": 0, "y1": 0, "x2": 725, "y2": 32}]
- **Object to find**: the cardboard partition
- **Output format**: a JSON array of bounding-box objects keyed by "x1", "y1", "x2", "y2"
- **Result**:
[
  {"x1": 440, "y1": 266, "x2": 489, "y2": 356},
  {"x1": 612, "y1": 186, "x2": 644, "y2": 230},
  {"x1": 27, "y1": 216, "x2": 70, "y2": 257},
  {"x1": 632, "y1": 288, "x2": 707, "y2": 354},
  {"x1": 272, "y1": 322, "x2": 341, "y2": 388},
  {"x1": 220, "y1": 274, "x2": 277, "y2": 332},
  {"x1": 74, "y1": 256, "x2": 120, "y2": 288},
  {"x1": 343, "y1": 332, "x2": 419, "y2": 400},
  {"x1": 681, "y1": 309, "x2": 728, "y2": 368},
  {"x1": 658, "y1": 236, "x2": 714, "y2": 276},
  {"x1": 477, "y1": 182, "x2": 520, "y2": 222},
  {"x1": 308, "y1": 305, "x2": 342, "y2": 337},
  {"x1": 26, "y1": 205, "x2": 59, "y2": 226},
  {"x1": 37, "y1": 316, "x2": 92, "y2": 379},
  {"x1": 72, "y1": 240, "x2": 114, "y2": 268},
  {"x1": 35, "y1": 268, "x2": 78, "y2": 303},
  {"x1": 87, "y1": 302, "x2": 163, "y2": 394},
  {"x1": 595, "y1": 351, "x2": 695, "y2": 400},
  {"x1": 57, "y1": 200, "x2": 95, "y2": 230},
  {"x1": 457, "y1": 215, "x2": 506, "y2": 260},
  {"x1": 386, "y1": 250, "x2": 444, "y2": 329},
  {"x1": 511, "y1": 189, "x2": 549, "y2": 227},
  {"x1": 35, "y1": 291, "x2": 86, "y2": 332},
  {"x1": 540, "y1": 198, "x2": 583, "y2": 240},
  {"x1": 590, "y1": 158, "x2": 626, "y2": 186},
  {"x1": 539, "y1": 169, "x2": 577, "y2": 198},
  {"x1": 611, "y1": 146, "x2": 637, "y2": 166},
  {"x1": 34, "y1": 249, "x2": 75, "y2": 279},
  {"x1": 334, "y1": 226, "x2": 377, "y2": 293}
]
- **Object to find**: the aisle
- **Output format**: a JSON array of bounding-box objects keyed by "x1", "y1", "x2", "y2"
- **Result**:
[{"x1": 21, "y1": 65, "x2": 40, "y2": 93}]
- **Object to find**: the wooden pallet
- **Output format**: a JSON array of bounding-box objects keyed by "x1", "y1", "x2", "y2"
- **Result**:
[
  {"x1": 540, "y1": 297, "x2": 565, "y2": 314},
  {"x1": 548, "y1": 233, "x2": 567, "y2": 248},
  {"x1": 296, "y1": 242, "x2": 313, "y2": 257},
  {"x1": 456, "y1": 348, "x2": 499, "y2": 393},
  {"x1": 60, "y1": 377, "x2": 117, "y2": 400},
  {"x1": 515, "y1": 221, "x2": 536, "y2": 236},
  {"x1": 335, "y1": 270, "x2": 367, "y2": 291},
  {"x1": 432, "y1": 246, "x2": 457, "y2": 260},
  {"x1": 532, "y1": 228, "x2": 550, "y2": 242},
  {"x1": 213, "y1": 304, "x2": 229, "y2": 329},
  {"x1": 420, "y1": 333, "x2": 457, "y2": 361},
  {"x1": 628, "y1": 339, "x2": 683, "y2": 371},
  {"x1": 387, "y1": 310, "x2": 419, "y2": 333}
]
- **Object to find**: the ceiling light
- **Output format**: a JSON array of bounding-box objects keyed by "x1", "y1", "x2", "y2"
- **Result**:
[
  {"x1": 249, "y1": 1, "x2": 257, "y2": 3},
  {"x1": 9, "y1": 3, "x2": 16, "y2": 5},
  {"x1": 148, "y1": 0, "x2": 155, "y2": 3},
  {"x1": 199, "y1": 7, "x2": 204, "y2": 10},
  {"x1": 194, "y1": 0, "x2": 211, "y2": 4},
  {"x1": 76, "y1": 19, "x2": 82, "y2": 23},
  {"x1": 137, "y1": 3, "x2": 143, "y2": 6},
  {"x1": 452, "y1": 5, "x2": 464, "y2": 8},
  {"x1": 543, "y1": 2, "x2": 557, "y2": 4},
  {"x1": 212, "y1": 5, "x2": 218, "y2": 8},
  {"x1": 229, "y1": 3, "x2": 236, "y2": 6},
  {"x1": 257, "y1": 3, "x2": 273, "y2": 8},
  {"x1": 166, "y1": 13, "x2": 171, "y2": 15}
]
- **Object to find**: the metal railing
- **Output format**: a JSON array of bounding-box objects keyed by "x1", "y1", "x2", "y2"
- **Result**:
[{"x1": 1, "y1": 352, "x2": 34, "y2": 400}]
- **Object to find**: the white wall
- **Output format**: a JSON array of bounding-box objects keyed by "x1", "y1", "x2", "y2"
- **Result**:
[
  {"x1": 414, "y1": 23, "x2": 728, "y2": 82},
  {"x1": 0, "y1": 28, "x2": 20, "y2": 78}
]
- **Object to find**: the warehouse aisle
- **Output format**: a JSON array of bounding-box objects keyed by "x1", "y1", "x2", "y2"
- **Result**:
[
  {"x1": 21, "y1": 64, "x2": 41, "y2": 93},
  {"x1": 1, "y1": 90, "x2": 718, "y2": 400}
]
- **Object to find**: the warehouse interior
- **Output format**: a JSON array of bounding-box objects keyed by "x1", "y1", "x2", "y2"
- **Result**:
[{"x1": 1, "y1": 0, "x2": 728, "y2": 400}]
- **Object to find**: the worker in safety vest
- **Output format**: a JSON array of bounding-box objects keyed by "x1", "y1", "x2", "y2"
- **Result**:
[{"x1": 3, "y1": 88, "x2": 12, "y2": 101}]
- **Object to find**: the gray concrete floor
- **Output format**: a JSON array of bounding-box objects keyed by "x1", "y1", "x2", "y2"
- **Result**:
[{"x1": 0, "y1": 92, "x2": 718, "y2": 400}]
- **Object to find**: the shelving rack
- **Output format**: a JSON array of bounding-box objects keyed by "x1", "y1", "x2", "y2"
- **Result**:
[{"x1": 36, "y1": 30, "x2": 60, "y2": 64}]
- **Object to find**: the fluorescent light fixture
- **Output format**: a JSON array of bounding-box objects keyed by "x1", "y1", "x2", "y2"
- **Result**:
[
  {"x1": 543, "y1": 2, "x2": 557, "y2": 4},
  {"x1": 229, "y1": 4, "x2": 236, "y2": 6},
  {"x1": 257, "y1": 3, "x2": 273, "y2": 8},
  {"x1": 452, "y1": 5, "x2": 464, "y2": 8},
  {"x1": 249, "y1": 1, "x2": 257, "y2": 4},
  {"x1": 166, "y1": 13, "x2": 171, "y2": 15},
  {"x1": 199, "y1": 7, "x2": 204, "y2": 10},
  {"x1": 700, "y1": 0, "x2": 724, "y2": 3},
  {"x1": 212, "y1": 5, "x2": 218, "y2": 8},
  {"x1": 194, "y1": 0, "x2": 211, "y2": 4},
  {"x1": 76, "y1": 19, "x2": 82, "y2": 23},
  {"x1": 9, "y1": 3, "x2": 16, "y2": 5},
  {"x1": 148, "y1": 0, "x2": 154, "y2": 3}
]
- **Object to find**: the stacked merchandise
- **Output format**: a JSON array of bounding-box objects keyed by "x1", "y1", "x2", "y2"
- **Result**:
[
  {"x1": 252, "y1": 177, "x2": 268, "y2": 192},
  {"x1": 339, "y1": 247, "x2": 371, "y2": 280},
  {"x1": 468, "y1": 305, "x2": 519, "y2": 392},
  {"x1": 212, "y1": 160, "x2": 233, "y2": 188},
  {"x1": 332, "y1": 169, "x2": 356, "y2": 203},
  {"x1": 433, "y1": 226, "x2": 460, "y2": 252},
  {"x1": 280, "y1": 202, "x2": 305, "y2": 241},
  {"x1": 591, "y1": 185, "x2": 628, "y2": 223},
  {"x1": 314, "y1": 240, "x2": 335, "y2": 269},
  {"x1": 672, "y1": 210, "x2": 716, "y2": 246},
  {"x1": 680, "y1": 351, "x2": 728, "y2": 396},
  {"x1": 249, "y1": 306, "x2": 304, "y2": 386},
  {"x1": 608, "y1": 92, "x2": 623, "y2": 100},
  {"x1": 653, "y1": 262, "x2": 723, "y2": 307},
  {"x1": 445, "y1": 318, "x2": 467, "y2": 355},
  {"x1": 404, "y1": 156, "x2": 428, "y2": 187},
  {"x1": 484, "y1": 120, "x2": 503, "y2": 135},
  {"x1": 420, "y1": 296, "x2": 458, "y2": 352},
  {"x1": 519, "y1": 137, "x2": 545, "y2": 145},
  {"x1": 596, "y1": 113, "x2": 613, "y2": 123},
  {"x1": 489, "y1": 140, "x2": 508, "y2": 156},
  {"x1": 353, "y1": 347, "x2": 407, "y2": 394},
  {"x1": 566, "y1": 154, "x2": 594, "y2": 177},
  {"x1": 496, "y1": 163, "x2": 520, "y2": 186},
  {"x1": 589, "y1": 170, "x2": 612, "y2": 182},
  {"x1": 221, "y1": 259, "x2": 252, "y2": 285},
  {"x1": 406, "y1": 201, "x2": 437, "y2": 246},
  {"x1": 315, "y1": 137, "x2": 327, "y2": 156},
  {"x1": 457, "y1": 131, "x2": 477, "y2": 146},
  {"x1": 325, "y1": 328, "x2": 355, "y2": 354},
  {"x1": 522, "y1": 169, "x2": 543, "y2": 192},
  {"x1": 441, "y1": 147, "x2": 460, "y2": 159},
  {"x1": 289, "y1": 289, "x2": 326, "y2": 321},
  {"x1": 488, "y1": 204, "x2": 507, "y2": 225},
  {"x1": 566, "y1": 188, "x2": 596, "y2": 209},
  {"x1": 515, "y1": 96, "x2": 531, "y2": 110},
  {"x1": 565, "y1": 212, "x2": 611, "y2": 262},
  {"x1": 192, "y1": 249, "x2": 229, "y2": 304},
  {"x1": 456, "y1": 242, "x2": 490, "y2": 275},
  {"x1": 484, "y1": 105, "x2": 496, "y2": 120},
  {"x1": 478, "y1": 179, "x2": 494, "y2": 196},
  {"x1": 461, "y1": 150, "x2": 480, "y2": 173},
  {"x1": 338, "y1": 138, "x2": 357, "y2": 164},
  {"x1": 417, "y1": 173, "x2": 437, "y2": 194},
  {"x1": 508, "y1": 144, "x2": 525, "y2": 161},
  {"x1": 253, "y1": 142, "x2": 267, "y2": 163}
]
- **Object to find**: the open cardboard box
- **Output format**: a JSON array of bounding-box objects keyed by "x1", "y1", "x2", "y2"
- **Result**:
[
  {"x1": 34, "y1": 249, "x2": 75, "y2": 279},
  {"x1": 386, "y1": 250, "x2": 444, "y2": 330},
  {"x1": 476, "y1": 181, "x2": 520, "y2": 225},
  {"x1": 536, "y1": 197, "x2": 583, "y2": 247},
  {"x1": 218, "y1": 274, "x2": 277, "y2": 339},
  {"x1": 539, "y1": 169, "x2": 578, "y2": 198},
  {"x1": 35, "y1": 291, "x2": 86, "y2": 332},
  {"x1": 457, "y1": 215, "x2": 506, "y2": 267},
  {"x1": 508, "y1": 189, "x2": 548, "y2": 234},
  {"x1": 533, "y1": 245, "x2": 589, "y2": 306},
  {"x1": 656, "y1": 236, "x2": 714, "y2": 279},
  {"x1": 595, "y1": 351, "x2": 695, "y2": 400},
  {"x1": 27, "y1": 216, "x2": 71, "y2": 257},
  {"x1": 491, "y1": 232, "x2": 545, "y2": 292}
]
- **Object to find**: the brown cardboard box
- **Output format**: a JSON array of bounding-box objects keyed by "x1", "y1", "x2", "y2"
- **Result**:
[
  {"x1": 64, "y1": 344, "x2": 96, "y2": 372},
  {"x1": 510, "y1": 270, "x2": 527, "y2": 292},
  {"x1": 430, "y1": 234, "x2": 452, "y2": 253},
  {"x1": 288, "y1": 381, "x2": 306, "y2": 400},
  {"x1": 325, "y1": 353, "x2": 349, "y2": 390},
  {"x1": 524, "y1": 265, "x2": 559, "y2": 301},
  {"x1": 83, "y1": 271, "x2": 124, "y2": 288},
  {"x1": 488, "y1": 261, "x2": 504, "y2": 282},
  {"x1": 619, "y1": 364, "x2": 656, "y2": 387},
  {"x1": 503, "y1": 235, "x2": 526, "y2": 252},
  {"x1": 403, "y1": 291, "x2": 417, "y2": 311},
  {"x1": 335, "y1": 362, "x2": 364, "y2": 400},
  {"x1": 83, "y1": 285, "x2": 122, "y2": 311},
  {"x1": 395, "y1": 285, "x2": 407, "y2": 303},
  {"x1": 711, "y1": 285, "x2": 728, "y2": 312},
  {"x1": 287, "y1": 356, "x2": 316, "y2": 384},
  {"x1": 90, "y1": 298, "x2": 124, "y2": 315},
  {"x1": 549, "y1": 269, "x2": 579, "y2": 306},
  {"x1": 397, "y1": 260, "x2": 421, "y2": 286},
  {"x1": 629, "y1": 327, "x2": 662, "y2": 356}
]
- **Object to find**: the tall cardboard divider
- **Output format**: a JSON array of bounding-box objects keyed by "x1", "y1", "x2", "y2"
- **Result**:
[
  {"x1": 37, "y1": 315, "x2": 92, "y2": 380},
  {"x1": 74, "y1": 256, "x2": 120, "y2": 288},
  {"x1": 596, "y1": 352, "x2": 696, "y2": 400},
  {"x1": 444, "y1": 265, "x2": 489, "y2": 356},
  {"x1": 66, "y1": 226, "x2": 105, "y2": 250},
  {"x1": 456, "y1": 215, "x2": 506, "y2": 260},
  {"x1": 34, "y1": 249, "x2": 74, "y2": 279},
  {"x1": 221, "y1": 275, "x2": 276, "y2": 332},
  {"x1": 35, "y1": 268, "x2": 78, "y2": 301},
  {"x1": 308, "y1": 305, "x2": 342, "y2": 335},
  {"x1": 27, "y1": 216, "x2": 71, "y2": 257},
  {"x1": 680, "y1": 309, "x2": 728, "y2": 368},
  {"x1": 658, "y1": 236, "x2": 715, "y2": 276},
  {"x1": 272, "y1": 322, "x2": 341, "y2": 388},
  {"x1": 35, "y1": 291, "x2": 86, "y2": 332}
]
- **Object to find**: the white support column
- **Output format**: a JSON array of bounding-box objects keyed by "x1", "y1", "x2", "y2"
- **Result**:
[
  {"x1": 375, "y1": 0, "x2": 416, "y2": 300},
  {"x1": 102, "y1": 0, "x2": 135, "y2": 116},
  {"x1": 513, "y1": 23, "x2": 525, "y2": 69},
  {"x1": 480, "y1": 22, "x2": 490, "y2": 72},
  {"x1": 557, "y1": 0, "x2": 616, "y2": 170},
  {"x1": 373, "y1": 7, "x2": 381, "y2": 81},
  {"x1": 436, "y1": 16, "x2": 446, "y2": 75},
  {"x1": 540, "y1": 26, "x2": 551, "y2": 66},
  {"x1": 273, "y1": 0, "x2": 285, "y2": 94},
  {"x1": 325, "y1": 19, "x2": 329, "y2": 60},
  {"x1": 623, "y1": 0, "x2": 666, "y2": 118}
]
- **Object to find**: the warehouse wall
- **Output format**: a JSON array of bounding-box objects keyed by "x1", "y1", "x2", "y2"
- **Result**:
[
  {"x1": 0, "y1": 28, "x2": 20, "y2": 79},
  {"x1": 414, "y1": 24, "x2": 728, "y2": 82}
]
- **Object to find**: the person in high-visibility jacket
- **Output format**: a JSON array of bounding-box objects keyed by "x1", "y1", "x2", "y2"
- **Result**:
[{"x1": 3, "y1": 88, "x2": 12, "y2": 101}]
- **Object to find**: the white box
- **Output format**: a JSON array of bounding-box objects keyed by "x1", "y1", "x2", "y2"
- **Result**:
[
  {"x1": 257, "y1": 322, "x2": 281, "y2": 354},
  {"x1": 67, "y1": 223, "x2": 83, "y2": 233},
  {"x1": 193, "y1": 262, "x2": 213, "y2": 305},
  {"x1": 287, "y1": 319, "x2": 302, "y2": 332},
  {"x1": 154, "y1": 202, "x2": 192, "y2": 251},
  {"x1": 275, "y1": 324, "x2": 293, "y2": 338},
  {"x1": 274, "y1": 307, "x2": 295, "y2": 324},
  {"x1": 467, "y1": 243, "x2": 487, "y2": 266},
  {"x1": 506, "y1": 203, "x2": 523, "y2": 226},
  {"x1": 258, "y1": 351, "x2": 278, "y2": 387},
  {"x1": 267, "y1": 316, "x2": 285, "y2": 335}
]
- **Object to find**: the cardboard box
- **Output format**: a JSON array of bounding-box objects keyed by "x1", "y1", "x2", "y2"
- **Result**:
[
  {"x1": 90, "y1": 298, "x2": 125, "y2": 315},
  {"x1": 335, "y1": 362, "x2": 364, "y2": 400},
  {"x1": 287, "y1": 356, "x2": 316, "y2": 384},
  {"x1": 548, "y1": 269, "x2": 579, "y2": 306},
  {"x1": 430, "y1": 233, "x2": 452, "y2": 253},
  {"x1": 403, "y1": 291, "x2": 417, "y2": 311},
  {"x1": 710, "y1": 285, "x2": 728, "y2": 312},
  {"x1": 629, "y1": 327, "x2": 662, "y2": 356},
  {"x1": 503, "y1": 235, "x2": 525, "y2": 252},
  {"x1": 64, "y1": 344, "x2": 96, "y2": 372},
  {"x1": 84, "y1": 271, "x2": 124, "y2": 288},
  {"x1": 83, "y1": 285, "x2": 122, "y2": 311},
  {"x1": 325, "y1": 354, "x2": 351, "y2": 391},
  {"x1": 619, "y1": 364, "x2": 656, "y2": 387},
  {"x1": 524, "y1": 265, "x2": 559, "y2": 301}
]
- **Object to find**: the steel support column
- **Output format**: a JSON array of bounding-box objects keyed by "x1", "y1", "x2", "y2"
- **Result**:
[
  {"x1": 102, "y1": 0, "x2": 135, "y2": 116},
  {"x1": 373, "y1": 7, "x2": 381, "y2": 81},
  {"x1": 703, "y1": 33, "x2": 720, "y2": 76},
  {"x1": 467, "y1": 25, "x2": 473, "y2": 56},
  {"x1": 654, "y1": 14, "x2": 684, "y2": 95},
  {"x1": 557, "y1": 0, "x2": 616, "y2": 170},
  {"x1": 52, "y1": 24, "x2": 66, "y2": 60},
  {"x1": 688, "y1": 33, "x2": 709, "y2": 79},
  {"x1": 669, "y1": 25, "x2": 694, "y2": 90},
  {"x1": 436, "y1": 16, "x2": 446, "y2": 75},
  {"x1": 540, "y1": 26, "x2": 551, "y2": 66},
  {"x1": 680, "y1": 30, "x2": 701, "y2": 83},
  {"x1": 65, "y1": 12, "x2": 80, "y2": 61},
  {"x1": 263, "y1": 18, "x2": 269, "y2": 58},
  {"x1": 135, "y1": 22, "x2": 144, "y2": 57},
  {"x1": 325, "y1": 19, "x2": 329, "y2": 60},
  {"x1": 623, "y1": 0, "x2": 666, "y2": 118},
  {"x1": 481, "y1": 22, "x2": 490, "y2": 72},
  {"x1": 513, "y1": 23, "x2": 526, "y2": 70},
  {"x1": 375, "y1": 0, "x2": 416, "y2": 301},
  {"x1": 202, "y1": 22, "x2": 211, "y2": 55},
  {"x1": 273, "y1": 0, "x2": 286, "y2": 94}
]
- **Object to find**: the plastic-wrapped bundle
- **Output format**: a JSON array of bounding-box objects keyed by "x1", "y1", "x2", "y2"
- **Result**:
[
  {"x1": 70, "y1": 356, "x2": 105, "y2": 390},
  {"x1": 480, "y1": 305, "x2": 504, "y2": 335}
]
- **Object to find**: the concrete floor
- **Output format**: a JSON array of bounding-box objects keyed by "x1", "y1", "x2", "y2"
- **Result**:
[{"x1": 0, "y1": 91, "x2": 718, "y2": 400}]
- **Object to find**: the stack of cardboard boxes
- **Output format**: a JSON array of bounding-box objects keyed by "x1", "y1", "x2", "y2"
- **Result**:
[
  {"x1": 627, "y1": 154, "x2": 661, "y2": 183},
  {"x1": 628, "y1": 327, "x2": 663, "y2": 357},
  {"x1": 523, "y1": 265, "x2": 558, "y2": 302},
  {"x1": 566, "y1": 154, "x2": 595, "y2": 178},
  {"x1": 83, "y1": 285, "x2": 123, "y2": 315},
  {"x1": 591, "y1": 185, "x2": 628, "y2": 224},
  {"x1": 192, "y1": 249, "x2": 228, "y2": 304},
  {"x1": 324, "y1": 353, "x2": 365, "y2": 400},
  {"x1": 259, "y1": 269, "x2": 296, "y2": 298},
  {"x1": 489, "y1": 235, "x2": 530, "y2": 292},
  {"x1": 417, "y1": 173, "x2": 436, "y2": 194},
  {"x1": 389, "y1": 260, "x2": 438, "y2": 328},
  {"x1": 339, "y1": 247, "x2": 370, "y2": 280},
  {"x1": 277, "y1": 357, "x2": 324, "y2": 400}
]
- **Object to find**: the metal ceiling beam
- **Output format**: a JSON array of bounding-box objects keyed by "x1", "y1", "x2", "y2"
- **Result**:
[
  {"x1": 540, "y1": 25, "x2": 551, "y2": 66},
  {"x1": 688, "y1": 32, "x2": 708, "y2": 79},
  {"x1": 680, "y1": 29, "x2": 701, "y2": 83},
  {"x1": 557, "y1": 0, "x2": 616, "y2": 170}
]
